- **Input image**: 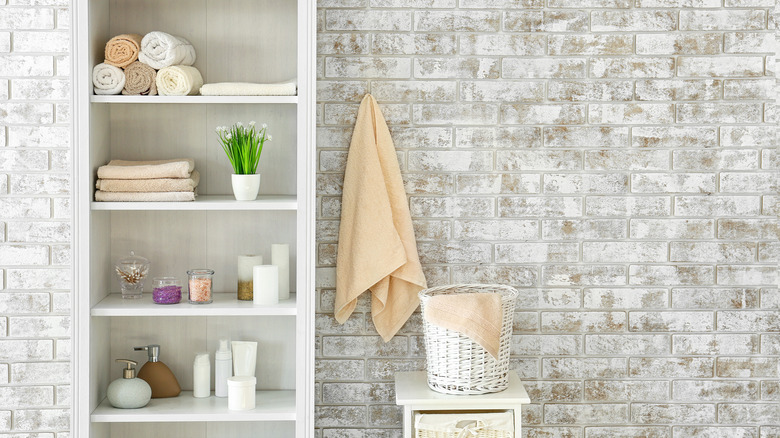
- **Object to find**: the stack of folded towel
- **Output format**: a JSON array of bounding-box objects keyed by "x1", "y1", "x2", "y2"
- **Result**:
[
  {"x1": 93, "y1": 31, "x2": 203, "y2": 97},
  {"x1": 95, "y1": 159, "x2": 199, "y2": 202}
]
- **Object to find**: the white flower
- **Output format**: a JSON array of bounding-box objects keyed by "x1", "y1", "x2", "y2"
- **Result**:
[
  {"x1": 236, "y1": 122, "x2": 243, "y2": 127},
  {"x1": 267, "y1": 135, "x2": 272, "y2": 141},
  {"x1": 215, "y1": 126, "x2": 221, "y2": 132},
  {"x1": 226, "y1": 133, "x2": 232, "y2": 140},
  {"x1": 249, "y1": 121, "x2": 256, "y2": 127},
  {"x1": 262, "y1": 123, "x2": 267, "y2": 129}
]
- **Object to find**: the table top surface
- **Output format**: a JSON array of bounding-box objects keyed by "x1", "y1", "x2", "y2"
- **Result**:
[{"x1": 395, "y1": 371, "x2": 531, "y2": 406}]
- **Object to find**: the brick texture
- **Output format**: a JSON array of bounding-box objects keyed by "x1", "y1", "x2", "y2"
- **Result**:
[
  {"x1": 0, "y1": 0, "x2": 71, "y2": 436},
  {"x1": 316, "y1": 1, "x2": 778, "y2": 437}
]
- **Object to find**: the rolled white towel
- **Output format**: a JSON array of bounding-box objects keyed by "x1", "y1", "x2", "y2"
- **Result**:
[
  {"x1": 92, "y1": 63, "x2": 126, "y2": 95},
  {"x1": 138, "y1": 31, "x2": 196, "y2": 70},
  {"x1": 156, "y1": 66, "x2": 204, "y2": 96}
]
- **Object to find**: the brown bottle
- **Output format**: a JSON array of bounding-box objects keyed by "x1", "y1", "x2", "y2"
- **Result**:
[{"x1": 134, "y1": 344, "x2": 181, "y2": 398}]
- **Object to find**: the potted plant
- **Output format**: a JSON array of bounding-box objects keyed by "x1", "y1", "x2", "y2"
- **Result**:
[{"x1": 216, "y1": 121, "x2": 271, "y2": 200}]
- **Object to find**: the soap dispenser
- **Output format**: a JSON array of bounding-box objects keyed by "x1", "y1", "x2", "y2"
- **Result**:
[
  {"x1": 134, "y1": 344, "x2": 181, "y2": 398},
  {"x1": 107, "y1": 359, "x2": 152, "y2": 409}
]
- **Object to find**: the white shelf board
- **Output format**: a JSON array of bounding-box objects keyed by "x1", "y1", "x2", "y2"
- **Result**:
[
  {"x1": 91, "y1": 195, "x2": 297, "y2": 211},
  {"x1": 91, "y1": 293, "x2": 297, "y2": 317},
  {"x1": 91, "y1": 95, "x2": 298, "y2": 104},
  {"x1": 91, "y1": 390, "x2": 296, "y2": 423}
]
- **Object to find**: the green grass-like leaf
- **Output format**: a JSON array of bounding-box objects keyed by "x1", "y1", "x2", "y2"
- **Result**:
[{"x1": 216, "y1": 122, "x2": 269, "y2": 174}]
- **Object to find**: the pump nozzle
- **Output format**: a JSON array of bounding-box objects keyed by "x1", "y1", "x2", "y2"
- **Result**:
[
  {"x1": 134, "y1": 344, "x2": 160, "y2": 362},
  {"x1": 116, "y1": 359, "x2": 138, "y2": 379}
]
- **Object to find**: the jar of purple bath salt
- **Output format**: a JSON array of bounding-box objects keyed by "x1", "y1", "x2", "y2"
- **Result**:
[{"x1": 152, "y1": 277, "x2": 182, "y2": 304}]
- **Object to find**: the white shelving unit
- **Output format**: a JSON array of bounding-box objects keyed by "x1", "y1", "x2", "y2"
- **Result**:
[{"x1": 73, "y1": 0, "x2": 316, "y2": 436}]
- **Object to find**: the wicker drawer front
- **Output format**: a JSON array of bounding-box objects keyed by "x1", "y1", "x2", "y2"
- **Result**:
[{"x1": 414, "y1": 412, "x2": 514, "y2": 438}]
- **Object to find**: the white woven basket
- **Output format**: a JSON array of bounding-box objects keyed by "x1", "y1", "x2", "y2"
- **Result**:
[
  {"x1": 415, "y1": 412, "x2": 514, "y2": 438},
  {"x1": 419, "y1": 284, "x2": 518, "y2": 395}
]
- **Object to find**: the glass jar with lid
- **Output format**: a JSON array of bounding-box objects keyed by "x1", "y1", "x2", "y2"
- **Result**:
[
  {"x1": 115, "y1": 251, "x2": 150, "y2": 299},
  {"x1": 152, "y1": 277, "x2": 182, "y2": 304},
  {"x1": 187, "y1": 269, "x2": 214, "y2": 304}
]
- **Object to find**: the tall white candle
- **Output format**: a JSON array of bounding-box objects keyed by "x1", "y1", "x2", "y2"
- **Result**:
[
  {"x1": 253, "y1": 265, "x2": 279, "y2": 306},
  {"x1": 271, "y1": 244, "x2": 290, "y2": 300},
  {"x1": 237, "y1": 255, "x2": 262, "y2": 301}
]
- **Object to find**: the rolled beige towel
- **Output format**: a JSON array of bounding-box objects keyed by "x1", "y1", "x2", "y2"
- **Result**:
[
  {"x1": 156, "y1": 66, "x2": 203, "y2": 96},
  {"x1": 122, "y1": 61, "x2": 157, "y2": 96},
  {"x1": 104, "y1": 34, "x2": 142, "y2": 68},
  {"x1": 93, "y1": 63, "x2": 125, "y2": 95}
]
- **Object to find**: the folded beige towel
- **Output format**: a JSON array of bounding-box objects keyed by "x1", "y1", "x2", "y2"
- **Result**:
[
  {"x1": 199, "y1": 80, "x2": 297, "y2": 96},
  {"x1": 104, "y1": 34, "x2": 142, "y2": 68},
  {"x1": 335, "y1": 94, "x2": 427, "y2": 342},
  {"x1": 97, "y1": 170, "x2": 199, "y2": 192},
  {"x1": 122, "y1": 61, "x2": 157, "y2": 96},
  {"x1": 95, "y1": 191, "x2": 196, "y2": 202},
  {"x1": 97, "y1": 159, "x2": 195, "y2": 180},
  {"x1": 424, "y1": 293, "x2": 503, "y2": 359},
  {"x1": 156, "y1": 66, "x2": 203, "y2": 96}
]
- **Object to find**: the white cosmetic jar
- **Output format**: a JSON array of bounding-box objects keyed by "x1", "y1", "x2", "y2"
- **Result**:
[{"x1": 227, "y1": 376, "x2": 256, "y2": 410}]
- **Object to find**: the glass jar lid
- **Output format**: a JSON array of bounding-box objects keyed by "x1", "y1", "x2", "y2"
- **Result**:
[
  {"x1": 187, "y1": 269, "x2": 215, "y2": 275},
  {"x1": 118, "y1": 250, "x2": 150, "y2": 267}
]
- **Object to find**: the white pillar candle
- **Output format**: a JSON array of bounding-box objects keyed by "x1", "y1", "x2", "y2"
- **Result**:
[
  {"x1": 237, "y1": 255, "x2": 262, "y2": 301},
  {"x1": 253, "y1": 265, "x2": 279, "y2": 306},
  {"x1": 271, "y1": 244, "x2": 290, "y2": 300}
]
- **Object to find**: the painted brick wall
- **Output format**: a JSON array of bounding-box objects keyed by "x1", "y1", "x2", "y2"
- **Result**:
[
  {"x1": 316, "y1": 1, "x2": 779, "y2": 438},
  {"x1": 0, "y1": 0, "x2": 72, "y2": 436}
]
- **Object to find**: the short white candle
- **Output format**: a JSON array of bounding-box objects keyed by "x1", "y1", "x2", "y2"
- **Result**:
[
  {"x1": 271, "y1": 244, "x2": 290, "y2": 300},
  {"x1": 253, "y1": 265, "x2": 279, "y2": 306}
]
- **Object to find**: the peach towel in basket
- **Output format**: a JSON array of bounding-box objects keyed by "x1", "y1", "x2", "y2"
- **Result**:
[
  {"x1": 424, "y1": 293, "x2": 503, "y2": 359},
  {"x1": 335, "y1": 94, "x2": 427, "y2": 342}
]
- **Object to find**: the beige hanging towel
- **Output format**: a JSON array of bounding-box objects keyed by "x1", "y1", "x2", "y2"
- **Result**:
[
  {"x1": 335, "y1": 94, "x2": 427, "y2": 342},
  {"x1": 423, "y1": 293, "x2": 503, "y2": 359}
]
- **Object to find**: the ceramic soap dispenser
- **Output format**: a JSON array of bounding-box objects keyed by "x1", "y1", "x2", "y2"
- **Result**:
[
  {"x1": 134, "y1": 344, "x2": 181, "y2": 398},
  {"x1": 107, "y1": 359, "x2": 152, "y2": 409}
]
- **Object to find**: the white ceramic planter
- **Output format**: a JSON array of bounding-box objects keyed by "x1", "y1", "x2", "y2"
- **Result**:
[{"x1": 231, "y1": 174, "x2": 261, "y2": 201}]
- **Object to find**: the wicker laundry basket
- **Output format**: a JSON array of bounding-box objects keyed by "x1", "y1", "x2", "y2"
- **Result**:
[
  {"x1": 419, "y1": 284, "x2": 518, "y2": 395},
  {"x1": 415, "y1": 412, "x2": 514, "y2": 438}
]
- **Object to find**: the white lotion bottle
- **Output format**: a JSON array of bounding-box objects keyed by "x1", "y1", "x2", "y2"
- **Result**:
[
  {"x1": 214, "y1": 339, "x2": 232, "y2": 398},
  {"x1": 193, "y1": 352, "x2": 210, "y2": 398}
]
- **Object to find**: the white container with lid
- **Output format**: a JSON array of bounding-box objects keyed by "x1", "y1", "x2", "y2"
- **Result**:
[{"x1": 227, "y1": 375, "x2": 256, "y2": 410}]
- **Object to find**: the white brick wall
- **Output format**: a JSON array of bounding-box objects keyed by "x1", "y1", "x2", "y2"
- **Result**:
[
  {"x1": 0, "y1": 0, "x2": 71, "y2": 436},
  {"x1": 316, "y1": 1, "x2": 779, "y2": 437},
  {"x1": 1, "y1": 0, "x2": 779, "y2": 437}
]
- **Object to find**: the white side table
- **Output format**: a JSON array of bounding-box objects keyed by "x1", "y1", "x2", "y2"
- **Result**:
[{"x1": 395, "y1": 371, "x2": 530, "y2": 438}]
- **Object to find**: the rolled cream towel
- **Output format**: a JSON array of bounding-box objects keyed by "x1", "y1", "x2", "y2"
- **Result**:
[
  {"x1": 156, "y1": 66, "x2": 203, "y2": 96},
  {"x1": 122, "y1": 61, "x2": 157, "y2": 96},
  {"x1": 139, "y1": 31, "x2": 196, "y2": 69},
  {"x1": 95, "y1": 191, "x2": 196, "y2": 202},
  {"x1": 200, "y1": 80, "x2": 297, "y2": 96},
  {"x1": 97, "y1": 170, "x2": 200, "y2": 192},
  {"x1": 97, "y1": 158, "x2": 195, "y2": 180},
  {"x1": 104, "y1": 33, "x2": 142, "y2": 68},
  {"x1": 92, "y1": 63, "x2": 126, "y2": 95}
]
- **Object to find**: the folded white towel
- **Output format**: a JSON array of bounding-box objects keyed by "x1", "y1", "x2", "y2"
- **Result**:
[
  {"x1": 92, "y1": 63, "x2": 126, "y2": 95},
  {"x1": 138, "y1": 31, "x2": 196, "y2": 70},
  {"x1": 156, "y1": 66, "x2": 204, "y2": 96},
  {"x1": 199, "y1": 80, "x2": 297, "y2": 96}
]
